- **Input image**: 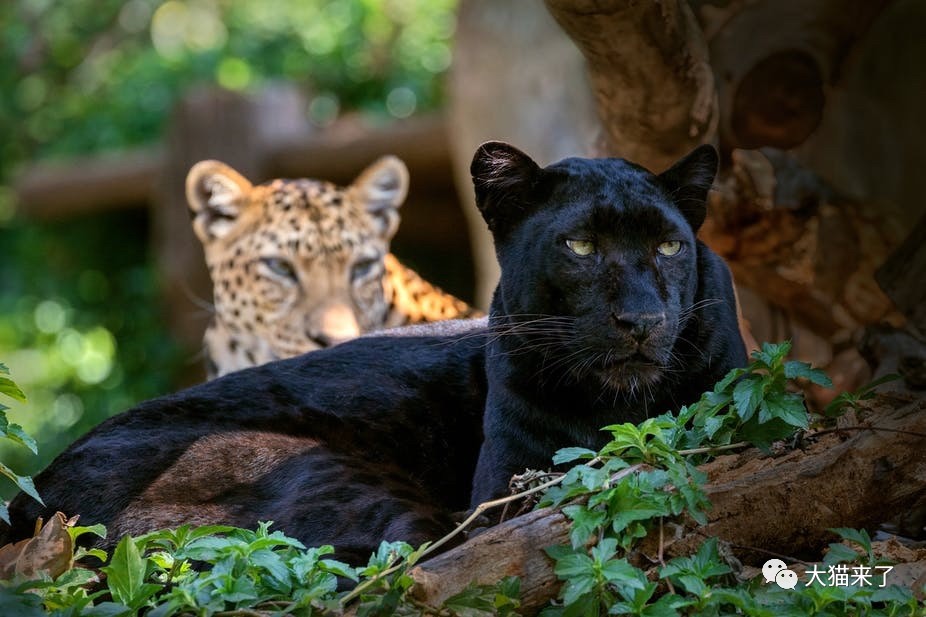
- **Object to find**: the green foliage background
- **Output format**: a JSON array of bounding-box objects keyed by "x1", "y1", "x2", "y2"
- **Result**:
[{"x1": 0, "y1": 0, "x2": 458, "y2": 493}]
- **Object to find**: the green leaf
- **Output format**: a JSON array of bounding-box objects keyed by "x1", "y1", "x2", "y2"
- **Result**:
[
  {"x1": 0, "y1": 375, "x2": 26, "y2": 403},
  {"x1": 551, "y1": 549, "x2": 596, "y2": 579},
  {"x1": 870, "y1": 585, "x2": 915, "y2": 604},
  {"x1": 703, "y1": 415, "x2": 726, "y2": 439},
  {"x1": 561, "y1": 574, "x2": 596, "y2": 609},
  {"x1": 738, "y1": 416, "x2": 796, "y2": 451},
  {"x1": 0, "y1": 462, "x2": 43, "y2": 505},
  {"x1": 74, "y1": 547, "x2": 109, "y2": 563},
  {"x1": 102, "y1": 536, "x2": 160, "y2": 609},
  {"x1": 759, "y1": 391, "x2": 808, "y2": 428},
  {"x1": 553, "y1": 447, "x2": 597, "y2": 465},
  {"x1": 714, "y1": 367, "x2": 746, "y2": 393},
  {"x1": 674, "y1": 574, "x2": 707, "y2": 596},
  {"x1": 319, "y1": 557, "x2": 358, "y2": 581},
  {"x1": 562, "y1": 587, "x2": 597, "y2": 617},
  {"x1": 442, "y1": 581, "x2": 507, "y2": 616},
  {"x1": 829, "y1": 527, "x2": 871, "y2": 554},
  {"x1": 179, "y1": 535, "x2": 247, "y2": 561},
  {"x1": 590, "y1": 537, "x2": 619, "y2": 564},
  {"x1": 732, "y1": 377, "x2": 764, "y2": 422},
  {"x1": 599, "y1": 558, "x2": 642, "y2": 587},
  {"x1": 68, "y1": 523, "x2": 108, "y2": 544},
  {"x1": 1, "y1": 423, "x2": 37, "y2": 454},
  {"x1": 563, "y1": 505, "x2": 607, "y2": 549},
  {"x1": 752, "y1": 341, "x2": 791, "y2": 368},
  {"x1": 639, "y1": 593, "x2": 685, "y2": 617},
  {"x1": 822, "y1": 543, "x2": 860, "y2": 565},
  {"x1": 574, "y1": 465, "x2": 609, "y2": 492},
  {"x1": 605, "y1": 480, "x2": 671, "y2": 534},
  {"x1": 784, "y1": 361, "x2": 833, "y2": 387},
  {"x1": 81, "y1": 603, "x2": 134, "y2": 617},
  {"x1": 248, "y1": 548, "x2": 292, "y2": 586}
]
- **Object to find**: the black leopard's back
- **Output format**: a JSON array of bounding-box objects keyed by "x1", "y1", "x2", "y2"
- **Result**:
[{"x1": 3, "y1": 326, "x2": 489, "y2": 562}]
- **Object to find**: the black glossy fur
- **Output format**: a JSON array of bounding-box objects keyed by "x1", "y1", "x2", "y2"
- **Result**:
[
  {"x1": 469, "y1": 142, "x2": 747, "y2": 505},
  {"x1": 4, "y1": 333, "x2": 487, "y2": 564}
]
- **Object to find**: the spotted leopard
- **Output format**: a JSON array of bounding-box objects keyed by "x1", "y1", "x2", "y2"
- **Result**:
[{"x1": 186, "y1": 157, "x2": 482, "y2": 377}]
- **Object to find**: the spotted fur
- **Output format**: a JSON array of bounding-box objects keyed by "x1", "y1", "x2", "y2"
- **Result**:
[{"x1": 186, "y1": 158, "x2": 481, "y2": 377}]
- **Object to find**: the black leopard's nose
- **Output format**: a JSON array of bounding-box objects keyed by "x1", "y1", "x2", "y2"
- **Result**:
[{"x1": 612, "y1": 312, "x2": 666, "y2": 341}]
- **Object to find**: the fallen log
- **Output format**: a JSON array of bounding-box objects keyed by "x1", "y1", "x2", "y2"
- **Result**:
[{"x1": 407, "y1": 392, "x2": 926, "y2": 614}]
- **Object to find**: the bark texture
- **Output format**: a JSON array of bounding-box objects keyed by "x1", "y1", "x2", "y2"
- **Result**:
[{"x1": 545, "y1": 0, "x2": 718, "y2": 172}]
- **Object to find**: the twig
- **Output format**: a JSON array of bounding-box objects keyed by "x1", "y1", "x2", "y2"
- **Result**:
[{"x1": 677, "y1": 441, "x2": 750, "y2": 456}]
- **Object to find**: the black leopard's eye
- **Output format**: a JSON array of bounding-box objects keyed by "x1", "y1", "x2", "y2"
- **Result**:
[
  {"x1": 565, "y1": 239, "x2": 596, "y2": 256},
  {"x1": 657, "y1": 241, "x2": 682, "y2": 256},
  {"x1": 352, "y1": 257, "x2": 381, "y2": 280},
  {"x1": 261, "y1": 257, "x2": 297, "y2": 281}
]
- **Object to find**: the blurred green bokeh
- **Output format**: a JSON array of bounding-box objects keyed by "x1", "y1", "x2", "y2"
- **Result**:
[{"x1": 0, "y1": 0, "x2": 458, "y2": 495}]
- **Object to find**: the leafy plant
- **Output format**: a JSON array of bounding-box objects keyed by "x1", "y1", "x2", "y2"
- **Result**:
[
  {"x1": 673, "y1": 341, "x2": 832, "y2": 452},
  {"x1": 1, "y1": 342, "x2": 920, "y2": 615},
  {"x1": 824, "y1": 373, "x2": 901, "y2": 418},
  {"x1": 0, "y1": 363, "x2": 42, "y2": 522},
  {"x1": 536, "y1": 342, "x2": 919, "y2": 616},
  {"x1": 2, "y1": 521, "x2": 523, "y2": 616}
]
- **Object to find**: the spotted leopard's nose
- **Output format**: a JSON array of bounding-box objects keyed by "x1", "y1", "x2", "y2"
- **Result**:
[
  {"x1": 309, "y1": 302, "x2": 361, "y2": 347},
  {"x1": 611, "y1": 312, "x2": 665, "y2": 342}
]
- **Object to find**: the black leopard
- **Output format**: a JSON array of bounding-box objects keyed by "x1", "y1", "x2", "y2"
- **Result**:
[{"x1": 468, "y1": 141, "x2": 747, "y2": 505}]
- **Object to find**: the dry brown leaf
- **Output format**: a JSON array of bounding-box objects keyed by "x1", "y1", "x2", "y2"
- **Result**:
[{"x1": 0, "y1": 512, "x2": 75, "y2": 580}]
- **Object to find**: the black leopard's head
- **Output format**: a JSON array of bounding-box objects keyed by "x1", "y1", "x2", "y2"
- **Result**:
[{"x1": 471, "y1": 141, "x2": 718, "y2": 395}]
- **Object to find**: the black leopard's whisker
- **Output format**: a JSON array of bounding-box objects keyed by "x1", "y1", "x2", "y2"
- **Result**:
[
  {"x1": 534, "y1": 346, "x2": 595, "y2": 387},
  {"x1": 678, "y1": 297, "x2": 724, "y2": 319}
]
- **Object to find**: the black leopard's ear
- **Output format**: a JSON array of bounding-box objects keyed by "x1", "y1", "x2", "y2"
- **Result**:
[
  {"x1": 657, "y1": 144, "x2": 718, "y2": 232},
  {"x1": 350, "y1": 155, "x2": 409, "y2": 240},
  {"x1": 186, "y1": 160, "x2": 253, "y2": 243},
  {"x1": 471, "y1": 141, "x2": 542, "y2": 237}
]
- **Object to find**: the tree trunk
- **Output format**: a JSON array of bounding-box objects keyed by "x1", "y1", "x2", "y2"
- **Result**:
[
  {"x1": 689, "y1": 0, "x2": 895, "y2": 152},
  {"x1": 448, "y1": 0, "x2": 600, "y2": 307},
  {"x1": 544, "y1": 0, "x2": 718, "y2": 172},
  {"x1": 407, "y1": 393, "x2": 926, "y2": 614}
]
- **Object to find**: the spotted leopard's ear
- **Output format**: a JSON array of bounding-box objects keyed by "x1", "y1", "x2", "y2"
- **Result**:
[
  {"x1": 657, "y1": 144, "x2": 718, "y2": 233},
  {"x1": 350, "y1": 155, "x2": 408, "y2": 240},
  {"x1": 471, "y1": 141, "x2": 542, "y2": 238},
  {"x1": 186, "y1": 160, "x2": 253, "y2": 243}
]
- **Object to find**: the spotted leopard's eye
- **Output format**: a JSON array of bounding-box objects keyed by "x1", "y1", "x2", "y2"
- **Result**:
[
  {"x1": 657, "y1": 241, "x2": 682, "y2": 257},
  {"x1": 351, "y1": 257, "x2": 381, "y2": 280},
  {"x1": 261, "y1": 257, "x2": 297, "y2": 281},
  {"x1": 566, "y1": 239, "x2": 596, "y2": 256}
]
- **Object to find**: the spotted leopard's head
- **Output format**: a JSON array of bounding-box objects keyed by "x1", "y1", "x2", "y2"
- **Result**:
[{"x1": 186, "y1": 157, "x2": 409, "y2": 376}]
